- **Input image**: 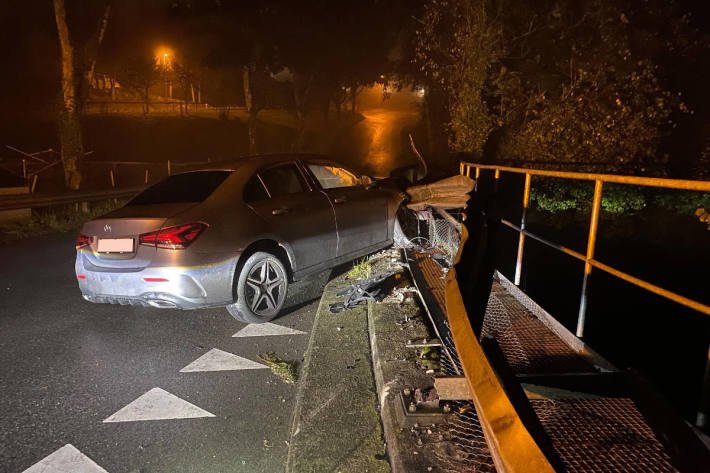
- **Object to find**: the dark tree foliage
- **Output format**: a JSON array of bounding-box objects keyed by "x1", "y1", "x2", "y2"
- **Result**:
[{"x1": 416, "y1": 0, "x2": 709, "y2": 177}]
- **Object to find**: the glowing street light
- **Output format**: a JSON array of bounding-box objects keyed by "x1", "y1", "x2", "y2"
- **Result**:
[{"x1": 155, "y1": 47, "x2": 174, "y2": 98}]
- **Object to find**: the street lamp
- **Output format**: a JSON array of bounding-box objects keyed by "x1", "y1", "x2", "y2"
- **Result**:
[{"x1": 163, "y1": 52, "x2": 169, "y2": 98}]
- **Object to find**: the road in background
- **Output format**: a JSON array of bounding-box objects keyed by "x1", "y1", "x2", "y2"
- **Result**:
[{"x1": 335, "y1": 84, "x2": 423, "y2": 178}]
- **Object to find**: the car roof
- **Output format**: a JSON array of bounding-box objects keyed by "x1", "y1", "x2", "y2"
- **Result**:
[{"x1": 186, "y1": 153, "x2": 362, "y2": 174}]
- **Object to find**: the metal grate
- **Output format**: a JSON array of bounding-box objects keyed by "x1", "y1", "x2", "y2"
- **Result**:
[
  {"x1": 427, "y1": 211, "x2": 462, "y2": 262},
  {"x1": 430, "y1": 401, "x2": 497, "y2": 473},
  {"x1": 412, "y1": 250, "x2": 463, "y2": 377},
  {"x1": 408, "y1": 210, "x2": 689, "y2": 473},
  {"x1": 482, "y1": 283, "x2": 596, "y2": 375},
  {"x1": 407, "y1": 248, "x2": 495, "y2": 472},
  {"x1": 531, "y1": 398, "x2": 678, "y2": 473}
]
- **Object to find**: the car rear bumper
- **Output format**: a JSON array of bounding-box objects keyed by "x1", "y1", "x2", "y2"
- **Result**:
[{"x1": 75, "y1": 252, "x2": 240, "y2": 310}]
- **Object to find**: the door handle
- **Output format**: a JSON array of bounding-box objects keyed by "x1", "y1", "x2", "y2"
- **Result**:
[
  {"x1": 271, "y1": 207, "x2": 290, "y2": 215},
  {"x1": 333, "y1": 196, "x2": 347, "y2": 204}
]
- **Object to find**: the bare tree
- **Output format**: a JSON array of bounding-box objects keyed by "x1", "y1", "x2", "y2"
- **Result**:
[
  {"x1": 86, "y1": 5, "x2": 111, "y2": 89},
  {"x1": 53, "y1": 0, "x2": 82, "y2": 190}
]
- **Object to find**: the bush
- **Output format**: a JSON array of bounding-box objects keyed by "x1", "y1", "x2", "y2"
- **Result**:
[{"x1": 530, "y1": 180, "x2": 646, "y2": 214}]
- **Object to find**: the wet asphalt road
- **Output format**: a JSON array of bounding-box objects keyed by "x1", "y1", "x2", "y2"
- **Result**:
[
  {"x1": 0, "y1": 233, "x2": 325, "y2": 473},
  {"x1": 335, "y1": 108, "x2": 422, "y2": 179}
]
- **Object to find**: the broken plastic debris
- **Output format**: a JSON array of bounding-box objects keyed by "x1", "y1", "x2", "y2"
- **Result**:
[{"x1": 329, "y1": 271, "x2": 399, "y2": 313}]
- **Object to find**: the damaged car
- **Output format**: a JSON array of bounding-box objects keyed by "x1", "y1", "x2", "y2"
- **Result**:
[{"x1": 75, "y1": 154, "x2": 404, "y2": 322}]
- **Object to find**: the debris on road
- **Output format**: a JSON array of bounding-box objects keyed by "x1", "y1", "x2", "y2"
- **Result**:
[
  {"x1": 381, "y1": 285, "x2": 418, "y2": 304},
  {"x1": 258, "y1": 351, "x2": 298, "y2": 384},
  {"x1": 329, "y1": 271, "x2": 401, "y2": 313}
]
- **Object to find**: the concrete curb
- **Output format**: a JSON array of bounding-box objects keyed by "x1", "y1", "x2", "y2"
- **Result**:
[
  {"x1": 286, "y1": 271, "x2": 389, "y2": 473},
  {"x1": 367, "y1": 299, "x2": 406, "y2": 473},
  {"x1": 285, "y1": 273, "x2": 330, "y2": 473}
]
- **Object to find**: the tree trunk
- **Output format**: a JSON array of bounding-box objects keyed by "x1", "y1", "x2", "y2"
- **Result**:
[
  {"x1": 143, "y1": 86, "x2": 149, "y2": 116},
  {"x1": 292, "y1": 72, "x2": 313, "y2": 152},
  {"x1": 248, "y1": 110, "x2": 258, "y2": 155},
  {"x1": 53, "y1": 0, "x2": 82, "y2": 190},
  {"x1": 242, "y1": 66, "x2": 253, "y2": 111},
  {"x1": 86, "y1": 4, "x2": 111, "y2": 90},
  {"x1": 242, "y1": 66, "x2": 258, "y2": 155}
]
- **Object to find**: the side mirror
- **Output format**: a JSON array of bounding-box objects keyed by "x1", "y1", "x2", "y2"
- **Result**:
[{"x1": 361, "y1": 175, "x2": 377, "y2": 190}]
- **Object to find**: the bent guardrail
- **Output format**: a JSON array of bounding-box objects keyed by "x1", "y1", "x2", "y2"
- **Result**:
[{"x1": 0, "y1": 186, "x2": 144, "y2": 212}]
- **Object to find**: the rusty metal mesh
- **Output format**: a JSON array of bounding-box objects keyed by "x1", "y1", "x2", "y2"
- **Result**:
[
  {"x1": 482, "y1": 283, "x2": 596, "y2": 375},
  {"x1": 531, "y1": 398, "x2": 678, "y2": 473},
  {"x1": 428, "y1": 400, "x2": 497, "y2": 473},
  {"x1": 409, "y1": 211, "x2": 681, "y2": 473},
  {"x1": 409, "y1": 249, "x2": 495, "y2": 472},
  {"x1": 427, "y1": 211, "x2": 462, "y2": 262}
]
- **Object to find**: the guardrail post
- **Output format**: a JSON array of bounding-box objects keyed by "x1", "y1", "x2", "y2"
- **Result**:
[
  {"x1": 30, "y1": 175, "x2": 38, "y2": 193},
  {"x1": 144, "y1": 168, "x2": 149, "y2": 185},
  {"x1": 514, "y1": 173, "x2": 531, "y2": 286},
  {"x1": 109, "y1": 169, "x2": 115, "y2": 188},
  {"x1": 167, "y1": 160, "x2": 172, "y2": 176},
  {"x1": 697, "y1": 346, "x2": 710, "y2": 428},
  {"x1": 494, "y1": 169, "x2": 500, "y2": 192},
  {"x1": 576, "y1": 179, "x2": 603, "y2": 338},
  {"x1": 22, "y1": 159, "x2": 27, "y2": 179}
]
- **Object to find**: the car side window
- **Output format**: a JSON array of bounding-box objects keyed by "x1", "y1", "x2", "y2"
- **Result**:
[
  {"x1": 307, "y1": 163, "x2": 359, "y2": 189},
  {"x1": 258, "y1": 163, "x2": 307, "y2": 198},
  {"x1": 243, "y1": 174, "x2": 270, "y2": 202}
]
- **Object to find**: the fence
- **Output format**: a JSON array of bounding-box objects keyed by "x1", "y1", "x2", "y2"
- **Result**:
[
  {"x1": 83, "y1": 101, "x2": 245, "y2": 117},
  {"x1": 0, "y1": 186, "x2": 144, "y2": 212},
  {"x1": 1, "y1": 145, "x2": 211, "y2": 194},
  {"x1": 459, "y1": 161, "x2": 710, "y2": 427}
]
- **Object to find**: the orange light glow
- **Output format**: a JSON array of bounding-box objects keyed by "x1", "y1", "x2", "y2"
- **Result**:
[{"x1": 154, "y1": 46, "x2": 174, "y2": 69}]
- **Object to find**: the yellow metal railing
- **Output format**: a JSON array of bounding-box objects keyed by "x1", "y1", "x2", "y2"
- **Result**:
[{"x1": 460, "y1": 161, "x2": 710, "y2": 427}]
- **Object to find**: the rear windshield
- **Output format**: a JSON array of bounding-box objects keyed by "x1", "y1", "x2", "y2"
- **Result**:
[{"x1": 127, "y1": 171, "x2": 232, "y2": 206}]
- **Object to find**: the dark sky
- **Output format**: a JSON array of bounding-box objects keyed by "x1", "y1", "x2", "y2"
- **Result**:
[{"x1": 1, "y1": 0, "x2": 709, "y2": 116}]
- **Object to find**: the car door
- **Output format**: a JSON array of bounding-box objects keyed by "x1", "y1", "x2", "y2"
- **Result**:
[
  {"x1": 303, "y1": 161, "x2": 388, "y2": 258},
  {"x1": 244, "y1": 162, "x2": 337, "y2": 272}
]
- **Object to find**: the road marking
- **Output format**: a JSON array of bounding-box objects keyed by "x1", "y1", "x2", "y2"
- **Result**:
[
  {"x1": 103, "y1": 387, "x2": 215, "y2": 423},
  {"x1": 180, "y1": 348, "x2": 268, "y2": 372},
  {"x1": 232, "y1": 322, "x2": 306, "y2": 338},
  {"x1": 22, "y1": 444, "x2": 108, "y2": 473}
]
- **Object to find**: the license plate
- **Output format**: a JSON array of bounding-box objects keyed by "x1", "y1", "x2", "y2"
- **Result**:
[{"x1": 97, "y1": 238, "x2": 134, "y2": 253}]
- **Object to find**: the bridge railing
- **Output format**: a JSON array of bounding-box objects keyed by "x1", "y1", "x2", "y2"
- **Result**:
[{"x1": 460, "y1": 161, "x2": 710, "y2": 427}]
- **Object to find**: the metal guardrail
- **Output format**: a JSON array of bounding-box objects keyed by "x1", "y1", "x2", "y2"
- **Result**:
[
  {"x1": 460, "y1": 161, "x2": 710, "y2": 427},
  {"x1": 0, "y1": 186, "x2": 144, "y2": 212}
]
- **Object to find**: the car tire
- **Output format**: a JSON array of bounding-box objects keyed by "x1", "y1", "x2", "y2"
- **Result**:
[{"x1": 226, "y1": 251, "x2": 288, "y2": 323}]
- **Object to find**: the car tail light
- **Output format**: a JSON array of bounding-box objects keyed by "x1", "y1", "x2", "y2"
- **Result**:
[
  {"x1": 139, "y1": 222, "x2": 208, "y2": 249},
  {"x1": 76, "y1": 234, "x2": 93, "y2": 249}
]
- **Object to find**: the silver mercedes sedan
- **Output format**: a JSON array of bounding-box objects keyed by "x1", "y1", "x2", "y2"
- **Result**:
[{"x1": 75, "y1": 154, "x2": 403, "y2": 323}]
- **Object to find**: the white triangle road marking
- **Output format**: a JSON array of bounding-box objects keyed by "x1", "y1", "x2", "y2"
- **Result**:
[
  {"x1": 103, "y1": 387, "x2": 215, "y2": 423},
  {"x1": 180, "y1": 348, "x2": 268, "y2": 372},
  {"x1": 232, "y1": 322, "x2": 306, "y2": 338},
  {"x1": 22, "y1": 444, "x2": 109, "y2": 473}
]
